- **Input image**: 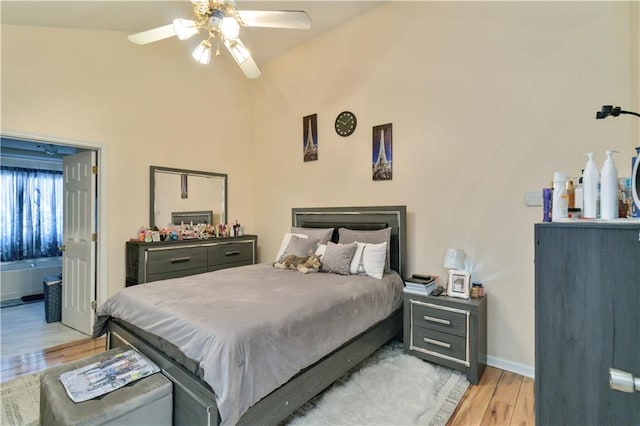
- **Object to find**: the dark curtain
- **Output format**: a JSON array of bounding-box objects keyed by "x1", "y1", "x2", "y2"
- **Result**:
[{"x1": 0, "y1": 166, "x2": 63, "y2": 261}]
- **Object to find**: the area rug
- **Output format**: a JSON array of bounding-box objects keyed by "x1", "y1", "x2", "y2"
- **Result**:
[
  {"x1": 284, "y1": 341, "x2": 469, "y2": 425},
  {"x1": 0, "y1": 373, "x2": 40, "y2": 426},
  {"x1": 0, "y1": 342, "x2": 468, "y2": 426}
]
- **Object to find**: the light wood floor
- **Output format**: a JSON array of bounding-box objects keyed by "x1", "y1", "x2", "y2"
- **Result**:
[
  {"x1": 1, "y1": 337, "x2": 534, "y2": 425},
  {"x1": 447, "y1": 367, "x2": 535, "y2": 426},
  {"x1": 0, "y1": 301, "x2": 88, "y2": 358}
]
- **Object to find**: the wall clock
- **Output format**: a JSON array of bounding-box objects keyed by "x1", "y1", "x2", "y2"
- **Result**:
[{"x1": 335, "y1": 111, "x2": 357, "y2": 137}]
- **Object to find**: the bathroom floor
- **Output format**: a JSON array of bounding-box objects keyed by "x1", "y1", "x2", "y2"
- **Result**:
[{"x1": 0, "y1": 301, "x2": 88, "y2": 359}]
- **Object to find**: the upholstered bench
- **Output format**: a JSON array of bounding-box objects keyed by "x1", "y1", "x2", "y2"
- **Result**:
[{"x1": 40, "y1": 347, "x2": 172, "y2": 426}]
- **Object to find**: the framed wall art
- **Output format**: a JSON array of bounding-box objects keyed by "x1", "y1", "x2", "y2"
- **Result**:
[
  {"x1": 372, "y1": 123, "x2": 392, "y2": 180},
  {"x1": 447, "y1": 270, "x2": 471, "y2": 299},
  {"x1": 303, "y1": 113, "x2": 318, "y2": 162}
]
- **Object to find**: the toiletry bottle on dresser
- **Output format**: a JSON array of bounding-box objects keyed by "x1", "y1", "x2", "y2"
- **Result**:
[
  {"x1": 543, "y1": 185, "x2": 553, "y2": 222},
  {"x1": 566, "y1": 179, "x2": 575, "y2": 209},
  {"x1": 574, "y1": 174, "x2": 584, "y2": 214},
  {"x1": 600, "y1": 150, "x2": 619, "y2": 220},
  {"x1": 632, "y1": 147, "x2": 640, "y2": 217},
  {"x1": 582, "y1": 153, "x2": 599, "y2": 219},
  {"x1": 552, "y1": 172, "x2": 569, "y2": 220}
]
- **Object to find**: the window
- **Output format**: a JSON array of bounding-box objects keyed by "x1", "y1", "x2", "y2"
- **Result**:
[{"x1": 0, "y1": 166, "x2": 63, "y2": 261}]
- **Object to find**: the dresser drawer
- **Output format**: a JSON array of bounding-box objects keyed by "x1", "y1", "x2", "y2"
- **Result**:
[
  {"x1": 208, "y1": 241, "x2": 254, "y2": 266},
  {"x1": 208, "y1": 260, "x2": 252, "y2": 272},
  {"x1": 148, "y1": 267, "x2": 208, "y2": 283},
  {"x1": 411, "y1": 301, "x2": 467, "y2": 337},
  {"x1": 147, "y1": 247, "x2": 207, "y2": 275},
  {"x1": 411, "y1": 328, "x2": 467, "y2": 362}
]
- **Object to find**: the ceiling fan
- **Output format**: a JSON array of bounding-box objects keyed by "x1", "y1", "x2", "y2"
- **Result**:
[{"x1": 127, "y1": 0, "x2": 311, "y2": 79}]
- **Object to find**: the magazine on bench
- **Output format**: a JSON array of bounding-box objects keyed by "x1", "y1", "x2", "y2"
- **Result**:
[{"x1": 59, "y1": 349, "x2": 160, "y2": 403}]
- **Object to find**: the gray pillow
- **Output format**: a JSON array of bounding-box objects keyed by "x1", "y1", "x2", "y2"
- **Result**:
[
  {"x1": 291, "y1": 227, "x2": 334, "y2": 245},
  {"x1": 279, "y1": 236, "x2": 319, "y2": 262},
  {"x1": 338, "y1": 227, "x2": 392, "y2": 272},
  {"x1": 320, "y1": 242, "x2": 357, "y2": 275}
]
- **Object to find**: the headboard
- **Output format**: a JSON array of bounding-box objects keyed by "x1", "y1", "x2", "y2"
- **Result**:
[{"x1": 292, "y1": 206, "x2": 407, "y2": 279}]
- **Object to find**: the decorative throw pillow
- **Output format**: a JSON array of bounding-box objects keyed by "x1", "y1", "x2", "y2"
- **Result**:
[
  {"x1": 275, "y1": 233, "x2": 308, "y2": 262},
  {"x1": 349, "y1": 242, "x2": 387, "y2": 279},
  {"x1": 338, "y1": 227, "x2": 392, "y2": 272},
  {"x1": 320, "y1": 242, "x2": 357, "y2": 275},
  {"x1": 291, "y1": 227, "x2": 334, "y2": 245},
  {"x1": 278, "y1": 236, "x2": 320, "y2": 262}
]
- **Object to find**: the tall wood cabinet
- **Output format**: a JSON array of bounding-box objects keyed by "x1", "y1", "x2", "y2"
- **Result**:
[{"x1": 535, "y1": 222, "x2": 640, "y2": 425}]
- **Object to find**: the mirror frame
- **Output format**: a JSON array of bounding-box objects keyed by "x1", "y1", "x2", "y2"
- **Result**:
[{"x1": 150, "y1": 165, "x2": 228, "y2": 229}]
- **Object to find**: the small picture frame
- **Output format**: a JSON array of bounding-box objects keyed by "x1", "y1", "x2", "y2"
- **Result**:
[
  {"x1": 151, "y1": 231, "x2": 161, "y2": 242},
  {"x1": 447, "y1": 270, "x2": 471, "y2": 299}
]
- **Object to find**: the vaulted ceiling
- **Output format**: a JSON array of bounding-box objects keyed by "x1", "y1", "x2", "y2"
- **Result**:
[{"x1": 1, "y1": 1, "x2": 383, "y2": 65}]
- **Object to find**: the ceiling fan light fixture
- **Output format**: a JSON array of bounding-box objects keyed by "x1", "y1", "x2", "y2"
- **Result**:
[
  {"x1": 220, "y1": 17, "x2": 240, "y2": 39},
  {"x1": 192, "y1": 39, "x2": 212, "y2": 64},
  {"x1": 173, "y1": 18, "x2": 198, "y2": 40}
]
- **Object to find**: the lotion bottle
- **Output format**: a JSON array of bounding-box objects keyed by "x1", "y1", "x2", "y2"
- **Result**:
[
  {"x1": 574, "y1": 174, "x2": 584, "y2": 214},
  {"x1": 582, "y1": 152, "x2": 599, "y2": 218},
  {"x1": 552, "y1": 172, "x2": 568, "y2": 220},
  {"x1": 600, "y1": 150, "x2": 619, "y2": 219}
]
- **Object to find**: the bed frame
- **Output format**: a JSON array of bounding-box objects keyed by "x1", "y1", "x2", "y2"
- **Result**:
[{"x1": 107, "y1": 205, "x2": 407, "y2": 425}]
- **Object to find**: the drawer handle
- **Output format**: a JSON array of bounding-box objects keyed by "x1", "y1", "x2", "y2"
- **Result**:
[
  {"x1": 225, "y1": 251, "x2": 241, "y2": 256},
  {"x1": 170, "y1": 256, "x2": 191, "y2": 263},
  {"x1": 424, "y1": 338, "x2": 451, "y2": 349},
  {"x1": 424, "y1": 315, "x2": 451, "y2": 325}
]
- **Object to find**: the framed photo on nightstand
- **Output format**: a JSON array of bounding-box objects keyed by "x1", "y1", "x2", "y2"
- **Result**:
[{"x1": 447, "y1": 270, "x2": 470, "y2": 299}]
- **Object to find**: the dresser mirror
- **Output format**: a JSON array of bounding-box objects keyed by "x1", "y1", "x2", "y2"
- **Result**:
[{"x1": 150, "y1": 166, "x2": 227, "y2": 228}]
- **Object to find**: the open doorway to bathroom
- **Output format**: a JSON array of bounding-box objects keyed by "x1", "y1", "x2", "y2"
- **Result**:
[{"x1": 0, "y1": 136, "x2": 100, "y2": 363}]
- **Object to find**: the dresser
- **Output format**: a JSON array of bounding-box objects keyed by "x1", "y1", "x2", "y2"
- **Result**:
[
  {"x1": 125, "y1": 235, "x2": 257, "y2": 286},
  {"x1": 535, "y1": 222, "x2": 640, "y2": 425},
  {"x1": 403, "y1": 291, "x2": 487, "y2": 384}
]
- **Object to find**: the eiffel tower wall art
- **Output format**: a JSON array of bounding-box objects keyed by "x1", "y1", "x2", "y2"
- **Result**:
[
  {"x1": 303, "y1": 113, "x2": 318, "y2": 162},
  {"x1": 372, "y1": 123, "x2": 392, "y2": 181}
]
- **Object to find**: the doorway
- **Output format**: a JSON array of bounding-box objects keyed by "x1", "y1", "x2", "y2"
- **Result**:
[{"x1": 0, "y1": 134, "x2": 104, "y2": 359}]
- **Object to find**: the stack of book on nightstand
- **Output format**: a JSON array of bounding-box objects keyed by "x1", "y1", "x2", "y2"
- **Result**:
[{"x1": 404, "y1": 274, "x2": 437, "y2": 295}]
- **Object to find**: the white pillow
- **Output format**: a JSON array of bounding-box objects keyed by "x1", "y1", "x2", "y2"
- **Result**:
[
  {"x1": 274, "y1": 233, "x2": 308, "y2": 262},
  {"x1": 315, "y1": 244, "x2": 327, "y2": 259},
  {"x1": 349, "y1": 242, "x2": 387, "y2": 279}
]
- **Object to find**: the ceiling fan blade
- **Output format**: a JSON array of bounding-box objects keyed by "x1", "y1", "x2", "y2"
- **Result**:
[
  {"x1": 236, "y1": 10, "x2": 311, "y2": 30},
  {"x1": 238, "y1": 56, "x2": 262, "y2": 79},
  {"x1": 223, "y1": 38, "x2": 262, "y2": 79},
  {"x1": 128, "y1": 24, "x2": 176, "y2": 45}
]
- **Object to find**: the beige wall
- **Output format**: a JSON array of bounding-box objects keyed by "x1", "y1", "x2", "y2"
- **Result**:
[
  {"x1": 1, "y1": 25, "x2": 258, "y2": 297},
  {"x1": 251, "y1": 1, "x2": 637, "y2": 373},
  {"x1": 1, "y1": 1, "x2": 637, "y2": 375}
]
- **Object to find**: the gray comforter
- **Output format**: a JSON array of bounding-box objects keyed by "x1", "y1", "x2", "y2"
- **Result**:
[{"x1": 94, "y1": 263, "x2": 403, "y2": 425}]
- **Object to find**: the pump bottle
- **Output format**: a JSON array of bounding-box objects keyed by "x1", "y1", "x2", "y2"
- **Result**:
[
  {"x1": 582, "y1": 153, "x2": 599, "y2": 218},
  {"x1": 600, "y1": 150, "x2": 619, "y2": 220}
]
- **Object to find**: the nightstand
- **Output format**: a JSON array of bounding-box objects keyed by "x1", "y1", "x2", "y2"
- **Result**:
[{"x1": 403, "y1": 290, "x2": 487, "y2": 384}]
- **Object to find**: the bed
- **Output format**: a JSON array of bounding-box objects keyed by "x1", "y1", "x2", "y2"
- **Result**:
[{"x1": 94, "y1": 205, "x2": 407, "y2": 425}]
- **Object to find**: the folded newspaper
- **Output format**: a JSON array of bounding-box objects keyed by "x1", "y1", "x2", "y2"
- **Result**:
[{"x1": 59, "y1": 349, "x2": 160, "y2": 403}]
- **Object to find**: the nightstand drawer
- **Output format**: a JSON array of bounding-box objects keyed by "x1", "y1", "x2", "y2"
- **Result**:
[
  {"x1": 411, "y1": 302, "x2": 467, "y2": 337},
  {"x1": 412, "y1": 328, "x2": 466, "y2": 362},
  {"x1": 208, "y1": 241, "x2": 254, "y2": 266},
  {"x1": 147, "y1": 247, "x2": 207, "y2": 275}
]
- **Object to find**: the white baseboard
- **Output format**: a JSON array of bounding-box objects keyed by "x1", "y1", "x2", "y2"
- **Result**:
[{"x1": 486, "y1": 355, "x2": 535, "y2": 378}]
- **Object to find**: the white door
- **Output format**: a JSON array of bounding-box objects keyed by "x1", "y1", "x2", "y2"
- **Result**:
[{"x1": 62, "y1": 151, "x2": 96, "y2": 335}]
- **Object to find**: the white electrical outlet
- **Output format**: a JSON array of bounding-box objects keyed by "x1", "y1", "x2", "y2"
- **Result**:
[{"x1": 525, "y1": 191, "x2": 543, "y2": 207}]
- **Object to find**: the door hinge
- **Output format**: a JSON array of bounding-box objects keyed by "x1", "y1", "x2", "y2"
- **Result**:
[
  {"x1": 92, "y1": 165, "x2": 98, "y2": 175},
  {"x1": 92, "y1": 233, "x2": 97, "y2": 242},
  {"x1": 91, "y1": 300, "x2": 97, "y2": 310}
]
